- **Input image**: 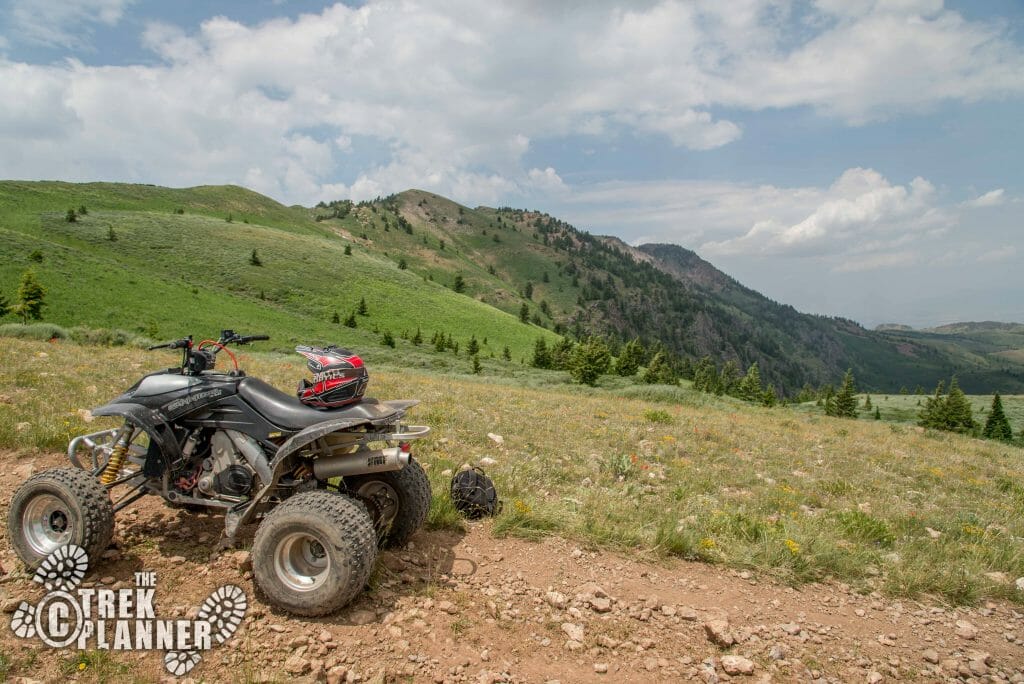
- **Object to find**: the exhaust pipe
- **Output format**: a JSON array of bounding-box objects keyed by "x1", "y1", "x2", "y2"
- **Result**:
[{"x1": 313, "y1": 446, "x2": 409, "y2": 479}]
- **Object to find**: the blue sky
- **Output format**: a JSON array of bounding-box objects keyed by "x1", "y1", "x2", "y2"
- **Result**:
[{"x1": 1, "y1": 0, "x2": 1022, "y2": 327}]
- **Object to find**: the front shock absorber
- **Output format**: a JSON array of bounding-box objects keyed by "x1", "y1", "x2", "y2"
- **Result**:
[{"x1": 99, "y1": 424, "x2": 134, "y2": 485}]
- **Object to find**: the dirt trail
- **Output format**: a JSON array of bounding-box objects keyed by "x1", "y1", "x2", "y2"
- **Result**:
[{"x1": 1, "y1": 451, "x2": 1022, "y2": 683}]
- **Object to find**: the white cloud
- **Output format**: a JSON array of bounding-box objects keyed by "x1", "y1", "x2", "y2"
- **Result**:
[
  {"x1": 9, "y1": 0, "x2": 134, "y2": 49},
  {"x1": 526, "y1": 167, "x2": 568, "y2": 195},
  {"x1": 0, "y1": 1, "x2": 1022, "y2": 205},
  {"x1": 962, "y1": 188, "x2": 1005, "y2": 208},
  {"x1": 700, "y1": 169, "x2": 942, "y2": 257},
  {"x1": 976, "y1": 245, "x2": 1016, "y2": 263}
]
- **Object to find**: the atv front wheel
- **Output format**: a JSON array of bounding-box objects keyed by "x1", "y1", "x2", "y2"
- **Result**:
[
  {"x1": 8, "y1": 467, "x2": 115, "y2": 569},
  {"x1": 252, "y1": 491, "x2": 376, "y2": 616},
  {"x1": 345, "y1": 457, "x2": 431, "y2": 549}
]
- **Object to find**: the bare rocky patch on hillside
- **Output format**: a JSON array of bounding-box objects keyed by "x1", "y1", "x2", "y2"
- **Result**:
[{"x1": 1, "y1": 452, "x2": 1022, "y2": 683}]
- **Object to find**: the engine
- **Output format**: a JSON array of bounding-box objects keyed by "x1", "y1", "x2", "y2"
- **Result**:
[{"x1": 196, "y1": 431, "x2": 258, "y2": 498}]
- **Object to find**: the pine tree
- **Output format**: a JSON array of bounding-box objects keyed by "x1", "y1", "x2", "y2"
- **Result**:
[
  {"x1": 382, "y1": 330, "x2": 395, "y2": 348},
  {"x1": 823, "y1": 385, "x2": 836, "y2": 416},
  {"x1": 833, "y1": 369, "x2": 858, "y2": 418},
  {"x1": 411, "y1": 327, "x2": 423, "y2": 345},
  {"x1": 531, "y1": 338, "x2": 551, "y2": 369},
  {"x1": 453, "y1": 275, "x2": 466, "y2": 293},
  {"x1": 615, "y1": 338, "x2": 644, "y2": 377},
  {"x1": 343, "y1": 313, "x2": 357, "y2": 328},
  {"x1": 548, "y1": 338, "x2": 574, "y2": 370},
  {"x1": 523, "y1": 281, "x2": 533, "y2": 300},
  {"x1": 344, "y1": 244, "x2": 352, "y2": 256},
  {"x1": 864, "y1": 395, "x2": 872, "y2": 410},
  {"x1": 874, "y1": 407, "x2": 881, "y2": 420},
  {"x1": 519, "y1": 303, "x2": 529, "y2": 324},
  {"x1": 944, "y1": 377, "x2": 976, "y2": 434},
  {"x1": 65, "y1": 208, "x2": 77, "y2": 223},
  {"x1": 737, "y1": 362, "x2": 763, "y2": 401},
  {"x1": 466, "y1": 335, "x2": 480, "y2": 356},
  {"x1": 0, "y1": 292, "x2": 10, "y2": 318},
  {"x1": 15, "y1": 270, "x2": 46, "y2": 323},
  {"x1": 719, "y1": 360, "x2": 741, "y2": 396},
  {"x1": 642, "y1": 351, "x2": 675, "y2": 385},
  {"x1": 331, "y1": 311, "x2": 340, "y2": 324},
  {"x1": 982, "y1": 393, "x2": 1012, "y2": 441},
  {"x1": 918, "y1": 380, "x2": 947, "y2": 429},
  {"x1": 569, "y1": 337, "x2": 611, "y2": 386},
  {"x1": 249, "y1": 249, "x2": 261, "y2": 266},
  {"x1": 761, "y1": 386, "x2": 777, "y2": 407},
  {"x1": 472, "y1": 355, "x2": 482, "y2": 375},
  {"x1": 502, "y1": 345, "x2": 512, "y2": 362},
  {"x1": 692, "y1": 356, "x2": 718, "y2": 393},
  {"x1": 357, "y1": 297, "x2": 368, "y2": 316}
]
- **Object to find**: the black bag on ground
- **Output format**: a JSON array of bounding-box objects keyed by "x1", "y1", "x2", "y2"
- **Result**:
[{"x1": 450, "y1": 467, "x2": 502, "y2": 519}]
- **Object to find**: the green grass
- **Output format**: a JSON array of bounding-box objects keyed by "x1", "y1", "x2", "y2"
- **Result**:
[
  {"x1": 3, "y1": 336, "x2": 1024, "y2": 606},
  {"x1": 0, "y1": 182, "x2": 560, "y2": 363},
  {"x1": 791, "y1": 392, "x2": 1024, "y2": 433}
]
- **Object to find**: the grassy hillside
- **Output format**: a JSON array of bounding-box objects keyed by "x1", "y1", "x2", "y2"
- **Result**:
[
  {"x1": 3, "y1": 336, "x2": 1023, "y2": 606},
  {"x1": 3, "y1": 180, "x2": 1022, "y2": 397},
  {"x1": 0, "y1": 182, "x2": 559, "y2": 362},
  {"x1": 792, "y1": 391, "x2": 1024, "y2": 431}
]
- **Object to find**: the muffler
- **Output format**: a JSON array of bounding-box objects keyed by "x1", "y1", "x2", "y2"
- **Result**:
[{"x1": 313, "y1": 446, "x2": 410, "y2": 479}]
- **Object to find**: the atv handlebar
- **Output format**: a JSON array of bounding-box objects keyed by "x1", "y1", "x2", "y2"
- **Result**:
[
  {"x1": 148, "y1": 332, "x2": 270, "y2": 351},
  {"x1": 147, "y1": 337, "x2": 192, "y2": 351}
]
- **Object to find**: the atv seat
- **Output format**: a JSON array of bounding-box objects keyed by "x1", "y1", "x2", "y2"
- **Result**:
[{"x1": 237, "y1": 377, "x2": 403, "y2": 431}]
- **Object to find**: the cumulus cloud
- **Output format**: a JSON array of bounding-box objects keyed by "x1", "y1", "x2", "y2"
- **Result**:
[
  {"x1": 962, "y1": 188, "x2": 1005, "y2": 208},
  {"x1": 7, "y1": 0, "x2": 134, "y2": 49},
  {"x1": 553, "y1": 168, "x2": 984, "y2": 276},
  {"x1": 0, "y1": 1, "x2": 1022, "y2": 205},
  {"x1": 700, "y1": 169, "x2": 943, "y2": 257}
]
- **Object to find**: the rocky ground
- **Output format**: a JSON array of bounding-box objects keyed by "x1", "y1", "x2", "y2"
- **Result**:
[{"x1": 1, "y1": 452, "x2": 1023, "y2": 683}]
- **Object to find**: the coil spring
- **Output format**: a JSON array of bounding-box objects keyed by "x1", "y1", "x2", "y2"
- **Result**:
[{"x1": 99, "y1": 443, "x2": 129, "y2": 485}]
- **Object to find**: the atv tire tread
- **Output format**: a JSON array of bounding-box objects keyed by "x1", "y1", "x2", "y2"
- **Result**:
[
  {"x1": 8, "y1": 467, "x2": 115, "y2": 569},
  {"x1": 252, "y1": 490, "x2": 377, "y2": 617},
  {"x1": 347, "y1": 457, "x2": 431, "y2": 549}
]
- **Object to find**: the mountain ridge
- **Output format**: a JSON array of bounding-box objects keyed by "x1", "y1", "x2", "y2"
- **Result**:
[{"x1": 2, "y1": 180, "x2": 1023, "y2": 394}]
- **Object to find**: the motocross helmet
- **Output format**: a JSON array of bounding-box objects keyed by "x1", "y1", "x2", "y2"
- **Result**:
[{"x1": 295, "y1": 345, "x2": 369, "y2": 408}]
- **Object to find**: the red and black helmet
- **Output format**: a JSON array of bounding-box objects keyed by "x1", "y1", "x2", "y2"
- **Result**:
[{"x1": 295, "y1": 345, "x2": 369, "y2": 408}]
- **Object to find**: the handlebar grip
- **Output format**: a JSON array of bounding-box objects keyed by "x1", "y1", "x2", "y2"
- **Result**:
[
  {"x1": 147, "y1": 343, "x2": 170, "y2": 350},
  {"x1": 234, "y1": 334, "x2": 270, "y2": 344}
]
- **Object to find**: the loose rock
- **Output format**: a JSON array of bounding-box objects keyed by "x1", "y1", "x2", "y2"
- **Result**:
[
  {"x1": 720, "y1": 655, "x2": 755, "y2": 675},
  {"x1": 704, "y1": 619, "x2": 735, "y2": 647}
]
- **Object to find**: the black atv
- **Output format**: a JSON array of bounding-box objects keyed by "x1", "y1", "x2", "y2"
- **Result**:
[{"x1": 7, "y1": 330, "x2": 432, "y2": 616}]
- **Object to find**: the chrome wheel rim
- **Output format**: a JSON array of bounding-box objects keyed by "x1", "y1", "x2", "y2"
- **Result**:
[
  {"x1": 273, "y1": 532, "x2": 330, "y2": 592},
  {"x1": 23, "y1": 494, "x2": 73, "y2": 556}
]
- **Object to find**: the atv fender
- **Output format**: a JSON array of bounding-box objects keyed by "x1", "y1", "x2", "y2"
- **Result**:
[
  {"x1": 268, "y1": 417, "x2": 373, "y2": 476},
  {"x1": 90, "y1": 402, "x2": 182, "y2": 476}
]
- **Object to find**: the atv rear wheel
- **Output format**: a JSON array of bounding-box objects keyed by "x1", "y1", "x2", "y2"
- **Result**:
[
  {"x1": 346, "y1": 457, "x2": 431, "y2": 549},
  {"x1": 252, "y1": 491, "x2": 376, "y2": 616},
  {"x1": 8, "y1": 467, "x2": 115, "y2": 569}
]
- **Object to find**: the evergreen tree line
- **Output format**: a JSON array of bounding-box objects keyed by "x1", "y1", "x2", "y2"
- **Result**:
[
  {"x1": 918, "y1": 377, "x2": 1019, "y2": 443},
  {"x1": 690, "y1": 357, "x2": 778, "y2": 407}
]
